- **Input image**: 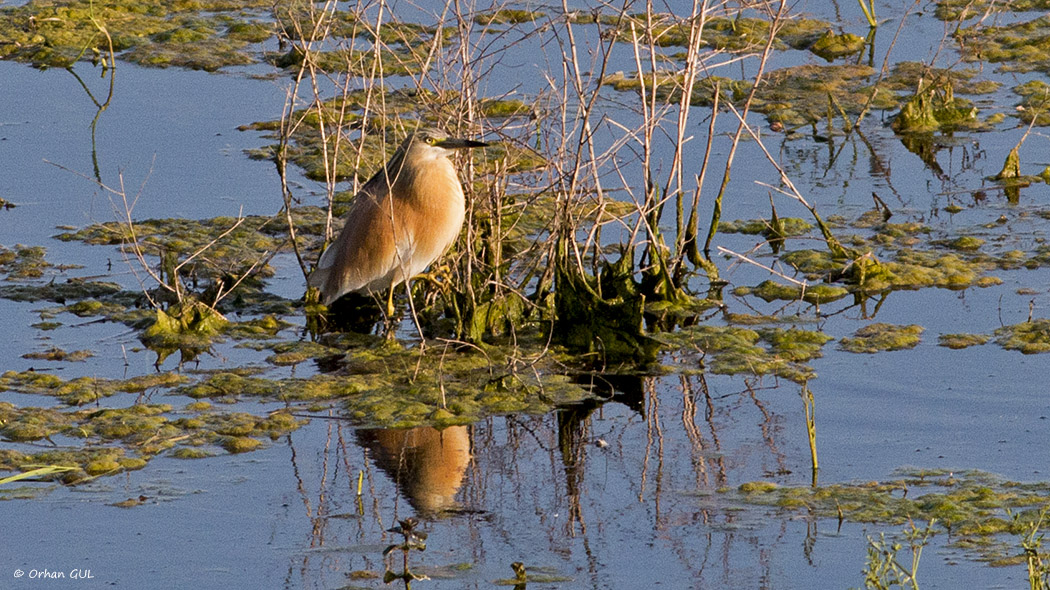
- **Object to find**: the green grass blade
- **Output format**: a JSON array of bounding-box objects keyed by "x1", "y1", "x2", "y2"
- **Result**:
[{"x1": 0, "y1": 465, "x2": 78, "y2": 486}]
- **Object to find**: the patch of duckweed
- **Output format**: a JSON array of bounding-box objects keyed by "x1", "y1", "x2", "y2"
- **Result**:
[
  {"x1": 724, "y1": 312, "x2": 819, "y2": 326},
  {"x1": 935, "y1": 236, "x2": 985, "y2": 251},
  {"x1": 598, "y1": 15, "x2": 845, "y2": 57},
  {"x1": 938, "y1": 333, "x2": 991, "y2": 349},
  {"x1": 475, "y1": 9, "x2": 544, "y2": 25},
  {"x1": 840, "y1": 323, "x2": 923, "y2": 353},
  {"x1": 739, "y1": 481, "x2": 780, "y2": 493},
  {"x1": 1012, "y1": 80, "x2": 1050, "y2": 125},
  {"x1": 953, "y1": 15, "x2": 1050, "y2": 75},
  {"x1": 778, "y1": 244, "x2": 996, "y2": 293},
  {"x1": 934, "y1": 0, "x2": 1050, "y2": 20},
  {"x1": 0, "y1": 245, "x2": 51, "y2": 279},
  {"x1": 56, "y1": 215, "x2": 285, "y2": 280},
  {"x1": 480, "y1": 98, "x2": 530, "y2": 118},
  {"x1": 0, "y1": 404, "x2": 73, "y2": 441},
  {"x1": 178, "y1": 372, "x2": 282, "y2": 400},
  {"x1": 732, "y1": 280, "x2": 850, "y2": 305},
  {"x1": 0, "y1": 397, "x2": 308, "y2": 482},
  {"x1": 883, "y1": 62, "x2": 1000, "y2": 97},
  {"x1": 22, "y1": 347, "x2": 93, "y2": 362},
  {"x1": 180, "y1": 354, "x2": 588, "y2": 428},
  {"x1": 0, "y1": 370, "x2": 187, "y2": 406},
  {"x1": 0, "y1": 279, "x2": 124, "y2": 304},
  {"x1": 719, "y1": 217, "x2": 813, "y2": 237},
  {"x1": 73, "y1": 405, "x2": 175, "y2": 442},
  {"x1": 808, "y1": 30, "x2": 865, "y2": 61},
  {"x1": 659, "y1": 325, "x2": 831, "y2": 382},
  {"x1": 256, "y1": 340, "x2": 340, "y2": 366},
  {"x1": 995, "y1": 319, "x2": 1050, "y2": 354},
  {"x1": 605, "y1": 63, "x2": 887, "y2": 129},
  {"x1": 171, "y1": 448, "x2": 214, "y2": 459},
  {"x1": 729, "y1": 469, "x2": 1050, "y2": 562},
  {"x1": 0, "y1": 0, "x2": 274, "y2": 70}
]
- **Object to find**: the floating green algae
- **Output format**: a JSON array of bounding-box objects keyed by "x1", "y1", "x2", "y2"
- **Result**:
[
  {"x1": 729, "y1": 469, "x2": 1050, "y2": 563},
  {"x1": 56, "y1": 215, "x2": 286, "y2": 278},
  {"x1": 882, "y1": 62, "x2": 1000, "y2": 97},
  {"x1": 933, "y1": 0, "x2": 1050, "y2": 20},
  {"x1": 475, "y1": 9, "x2": 545, "y2": 25},
  {"x1": 0, "y1": 399, "x2": 307, "y2": 483},
  {"x1": 840, "y1": 323, "x2": 923, "y2": 353},
  {"x1": 935, "y1": 236, "x2": 985, "y2": 252},
  {"x1": 938, "y1": 333, "x2": 991, "y2": 349},
  {"x1": 603, "y1": 63, "x2": 887, "y2": 129},
  {"x1": 0, "y1": 370, "x2": 187, "y2": 406},
  {"x1": 719, "y1": 217, "x2": 814, "y2": 237},
  {"x1": 995, "y1": 319, "x2": 1050, "y2": 354},
  {"x1": 659, "y1": 325, "x2": 832, "y2": 382},
  {"x1": 1011, "y1": 80, "x2": 1050, "y2": 126},
  {"x1": 0, "y1": 245, "x2": 52, "y2": 279},
  {"x1": 808, "y1": 29, "x2": 865, "y2": 61},
  {"x1": 0, "y1": 0, "x2": 274, "y2": 70},
  {"x1": 177, "y1": 337, "x2": 600, "y2": 429},
  {"x1": 595, "y1": 14, "x2": 849, "y2": 58},
  {"x1": 22, "y1": 347, "x2": 93, "y2": 362},
  {"x1": 954, "y1": 15, "x2": 1050, "y2": 74},
  {"x1": 778, "y1": 243, "x2": 997, "y2": 293},
  {"x1": 732, "y1": 280, "x2": 850, "y2": 305}
]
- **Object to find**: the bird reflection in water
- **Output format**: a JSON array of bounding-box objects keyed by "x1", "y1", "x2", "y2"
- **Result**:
[{"x1": 355, "y1": 425, "x2": 471, "y2": 516}]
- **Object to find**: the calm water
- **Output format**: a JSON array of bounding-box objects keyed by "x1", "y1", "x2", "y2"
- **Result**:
[{"x1": 2, "y1": 1, "x2": 1050, "y2": 588}]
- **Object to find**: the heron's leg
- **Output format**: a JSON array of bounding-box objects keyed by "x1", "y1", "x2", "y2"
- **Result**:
[{"x1": 385, "y1": 286, "x2": 396, "y2": 318}]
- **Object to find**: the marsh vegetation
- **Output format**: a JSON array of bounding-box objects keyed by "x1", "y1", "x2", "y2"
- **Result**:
[{"x1": 4, "y1": 0, "x2": 1050, "y2": 587}]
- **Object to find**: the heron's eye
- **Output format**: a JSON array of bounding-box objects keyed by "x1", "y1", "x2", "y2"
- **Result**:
[{"x1": 426, "y1": 137, "x2": 438, "y2": 145}]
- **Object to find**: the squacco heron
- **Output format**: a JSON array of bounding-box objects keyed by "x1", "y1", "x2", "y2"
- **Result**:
[{"x1": 308, "y1": 128, "x2": 488, "y2": 314}]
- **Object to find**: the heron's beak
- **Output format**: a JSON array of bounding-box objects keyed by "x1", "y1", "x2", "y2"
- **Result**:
[{"x1": 436, "y1": 138, "x2": 489, "y2": 150}]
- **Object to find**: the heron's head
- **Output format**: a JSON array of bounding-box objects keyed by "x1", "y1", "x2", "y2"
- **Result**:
[{"x1": 401, "y1": 127, "x2": 488, "y2": 164}]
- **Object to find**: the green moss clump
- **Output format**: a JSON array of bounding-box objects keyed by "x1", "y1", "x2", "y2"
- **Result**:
[
  {"x1": 937, "y1": 236, "x2": 985, "y2": 251},
  {"x1": 938, "y1": 333, "x2": 990, "y2": 349},
  {"x1": 221, "y1": 436, "x2": 262, "y2": 454},
  {"x1": 226, "y1": 21, "x2": 273, "y2": 43},
  {"x1": 840, "y1": 323, "x2": 924, "y2": 353},
  {"x1": 891, "y1": 82, "x2": 980, "y2": 133},
  {"x1": 995, "y1": 319, "x2": 1050, "y2": 354},
  {"x1": 171, "y1": 448, "x2": 214, "y2": 459},
  {"x1": 739, "y1": 481, "x2": 779, "y2": 493},
  {"x1": 734, "y1": 280, "x2": 849, "y2": 305},
  {"x1": 808, "y1": 30, "x2": 865, "y2": 61},
  {"x1": 480, "y1": 98, "x2": 529, "y2": 118},
  {"x1": 760, "y1": 328, "x2": 834, "y2": 362},
  {"x1": 22, "y1": 347, "x2": 93, "y2": 362},
  {"x1": 1012, "y1": 80, "x2": 1050, "y2": 125},
  {"x1": 140, "y1": 301, "x2": 228, "y2": 363},
  {"x1": 0, "y1": 245, "x2": 51, "y2": 279},
  {"x1": 719, "y1": 217, "x2": 813, "y2": 236},
  {"x1": 475, "y1": 9, "x2": 544, "y2": 25},
  {"x1": 84, "y1": 458, "x2": 122, "y2": 475},
  {"x1": 661, "y1": 325, "x2": 828, "y2": 382}
]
